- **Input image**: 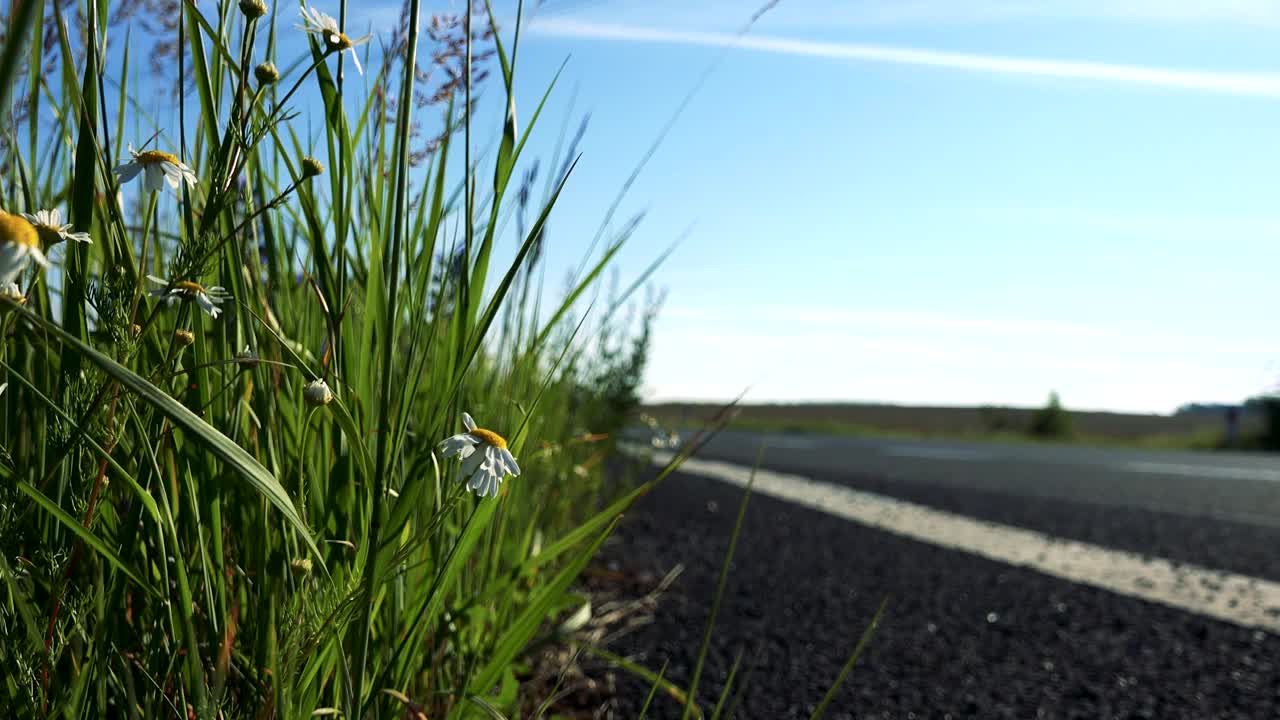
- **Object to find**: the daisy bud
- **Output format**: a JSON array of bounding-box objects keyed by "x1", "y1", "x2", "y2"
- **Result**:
[
  {"x1": 301, "y1": 157, "x2": 325, "y2": 179},
  {"x1": 236, "y1": 345, "x2": 260, "y2": 369},
  {"x1": 254, "y1": 62, "x2": 280, "y2": 86},
  {"x1": 174, "y1": 329, "x2": 195, "y2": 347},
  {"x1": 0, "y1": 281, "x2": 24, "y2": 307},
  {"x1": 303, "y1": 378, "x2": 333, "y2": 406},
  {"x1": 239, "y1": 0, "x2": 267, "y2": 19},
  {"x1": 290, "y1": 557, "x2": 313, "y2": 576}
]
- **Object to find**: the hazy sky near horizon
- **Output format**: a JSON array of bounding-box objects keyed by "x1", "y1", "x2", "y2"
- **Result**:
[{"x1": 122, "y1": 1, "x2": 1280, "y2": 413}]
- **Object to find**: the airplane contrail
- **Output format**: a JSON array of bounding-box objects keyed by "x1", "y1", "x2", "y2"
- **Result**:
[{"x1": 528, "y1": 18, "x2": 1280, "y2": 98}]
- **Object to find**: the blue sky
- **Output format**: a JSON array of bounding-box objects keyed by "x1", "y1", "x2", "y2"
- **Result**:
[
  {"x1": 512, "y1": 0, "x2": 1280, "y2": 413},
  {"x1": 125, "y1": 1, "x2": 1280, "y2": 413}
]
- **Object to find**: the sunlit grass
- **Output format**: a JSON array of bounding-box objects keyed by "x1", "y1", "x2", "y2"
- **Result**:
[{"x1": 0, "y1": 1, "x2": 672, "y2": 716}]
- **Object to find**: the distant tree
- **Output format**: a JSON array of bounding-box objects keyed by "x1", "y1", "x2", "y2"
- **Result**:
[
  {"x1": 1257, "y1": 396, "x2": 1280, "y2": 451},
  {"x1": 1029, "y1": 391, "x2": 1073, "y2": 438}
]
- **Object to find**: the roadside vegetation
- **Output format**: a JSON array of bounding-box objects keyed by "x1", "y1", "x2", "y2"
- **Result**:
[
  {"x1": 0, "y1": 0, "x2": 884, "y2": 716},
  {"x1": 647, "y1": 400, "x2": 1253, "y2": 451},
  {"x1": 0, "y1": 0, "x2": 706, "y2": 716}
]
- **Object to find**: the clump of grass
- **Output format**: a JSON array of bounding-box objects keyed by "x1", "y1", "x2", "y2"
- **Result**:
[{"x1": 0, "y1": 1, "x2": 667, "y2": 716}]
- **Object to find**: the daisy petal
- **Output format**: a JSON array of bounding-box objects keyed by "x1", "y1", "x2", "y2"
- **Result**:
[
  {"x1": 500, "y1": 448, "x2": 521, "y2": 477},
  {"x1": 115, "y1": 162, "x2": 143, "y2": 183},
  {"x1": 144, "y1": 164, "x2": 166, "y2": 192}
]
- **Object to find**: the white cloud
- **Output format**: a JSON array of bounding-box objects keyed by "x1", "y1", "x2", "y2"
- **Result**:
[{"x1": 528, "y1": 19, "x2": 1280, "y2": 97}]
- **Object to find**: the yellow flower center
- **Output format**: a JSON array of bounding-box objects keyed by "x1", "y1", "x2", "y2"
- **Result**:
[
  {"x1": 327, "y1": 32, "x2": 354, "y2": 51},
  {"x1": 470, "y1": 428, "x2": 508, "y2": 450},
  {"x1": 34, "y1": 225, "x2": 63, "y2": 248},
  {"x1": 136, "y1": 150, "x2": 180, "y2": 166},
  {"x1": 173, "y1": 280, "x2": 206, "y2": 294},
  {"x1": 0, "y1": 211, "x2": 39, "y2": 249}
]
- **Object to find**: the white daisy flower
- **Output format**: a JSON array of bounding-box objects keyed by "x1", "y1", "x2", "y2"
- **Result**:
[
  {"x1": 298, "y1": 5, "x2": 371, "y2": 75},
  {"x1": 21, "y1": 209, "x2": 92, "y2": 246},
  {"x1": 114, "y1": 144, "x2": 198, "y2": 192},
  {"x1": 147, "y1": 275, "x2": 232, "y2": 319},
  {"x1": 0, "y1": 210, "x2": 48, "y2": 285},
  {"x1": 437, "y1": 412, "x2": 522, "y2": 498}
]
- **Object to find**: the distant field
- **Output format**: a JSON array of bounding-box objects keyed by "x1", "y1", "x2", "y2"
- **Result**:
[{"x1": 645, "y1": 402, "x2": 1262, "y2": 450}]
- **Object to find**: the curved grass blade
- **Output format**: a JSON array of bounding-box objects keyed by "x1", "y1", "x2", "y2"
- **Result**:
[
  {"x1": 682, "y1": 447, "x2": 758, "y2": 720},
  {"x1": 1, "y1": 360, "x2": 161, "y2": 525},
  {"x1": 467, "y1": 516, "x2": 619, "y2": 697},
  {"x1": 638, "y1": 660, "x2": 669, "y2": 720},
  {"x1": 586, "y1": 647, "x2": 704, "y2": 720},
  {"x1": 808, "y1": 598, "x2": 888, "y2": 720},
  {"x1": 14, "y1": 303, "x2": 323, "y2": 566},
  {"x1": 18, "y1": 482, "x2": 160, "y2": 599},
  {"x1": 0, "y1": 0, "x2": 42, "y2": 114}
]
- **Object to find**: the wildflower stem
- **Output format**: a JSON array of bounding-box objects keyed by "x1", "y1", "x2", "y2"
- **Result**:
[
  {"x1": 187, "y1": 179, "x2": 302, "y2": 275},
  {"x1": 263, "y1": 54, "x2": 330, "y2": 129}
]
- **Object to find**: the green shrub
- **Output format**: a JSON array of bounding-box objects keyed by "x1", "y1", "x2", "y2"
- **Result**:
[{"x1": 1029, "y1": 391, "x2": 1073, "y2": 438}]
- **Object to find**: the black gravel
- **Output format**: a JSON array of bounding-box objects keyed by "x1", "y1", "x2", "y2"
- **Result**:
[{"x1": 594, "y1": 462, "x2": 1280, "y2": 719}]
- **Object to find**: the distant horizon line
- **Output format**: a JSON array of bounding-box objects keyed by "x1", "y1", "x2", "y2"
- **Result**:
[{"x1": 642, "y1": 398, "x2": 1256, "y2": 416}]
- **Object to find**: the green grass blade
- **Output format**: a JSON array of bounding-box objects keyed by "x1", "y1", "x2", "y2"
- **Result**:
[
  {"x1": 638, "y1": 660, "x2": 669, "y2": 720},
  {"x1": 682, "y1": 446, "x2": 759, "y2": 720},
  {"x1": 63, "y1": 0, "x2": 101, "y2": 374},
  {"x1": 808, "y1": 598, "x2": 888, "y2": 720},
  {"x1": 0, "y1": 0, "x2": 42, "y2": 114},
  {"x1": 18, "y1": 482, "x2": 160, "y2": 598},
  {"x1": 710, "y1": 650, "x2": 743, "y2": 720},
  {"x1": 586, "y1": 647, "x2": 703, "y2": 720},
  {"x1": 14, "y1": 303, "x2": 323, "y2": 565},
  {"x1": 467, "y1": 516, "x2": 619, "y2": 695}
]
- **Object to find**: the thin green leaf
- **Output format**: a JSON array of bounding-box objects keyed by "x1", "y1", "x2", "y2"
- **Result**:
[
  {"x1": 13, "y1": 302, "x2": 324, "y2": 566},
  {"x1": 808, "y1": 598, "x2": 888, "y2": 719},
  {"x1": 18, "y1": 482, "x2": 160, "y2": 598}
]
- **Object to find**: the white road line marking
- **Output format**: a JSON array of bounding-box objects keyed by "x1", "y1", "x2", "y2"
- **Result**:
[
  {"x1": 883, "y1": 445, "x2": 993, "y2": 461},
  {"x1": 1122, "y1": 461, "x2": 1280, "y2": 483},
  {"x1": 637, "y1": 448, "x2": 1280, "y2": 633}
]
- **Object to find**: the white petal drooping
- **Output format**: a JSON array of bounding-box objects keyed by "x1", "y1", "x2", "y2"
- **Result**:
[{"x1": 437, "y1": 412, "x2": 521, "y2": 498}]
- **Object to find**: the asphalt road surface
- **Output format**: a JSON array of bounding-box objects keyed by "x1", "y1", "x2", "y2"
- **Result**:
[
  {"x1": 691, "y1": 430, "x2": 1280, "y2": 527},
  {"x1": 595, "y1": 431, "x2": 1280, "y2": 718}
]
